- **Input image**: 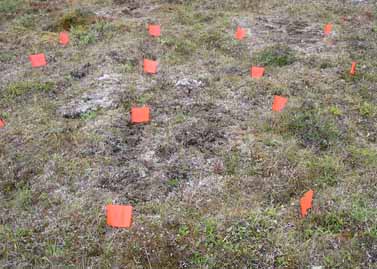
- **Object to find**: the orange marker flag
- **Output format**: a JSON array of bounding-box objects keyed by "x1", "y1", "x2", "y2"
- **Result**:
[
  {"x1": 250, "y1": 66, "x2": 265, "y2": 78},
  {"x1": 144, "y1": 59, "x2": 158, "y2": 74},
  {"x1": 59, "y1": 31, "x2": 70, "y2": 46},
  {"x1": 0, "y1": 118, "x2": 5, "y2": 128},
  {"x1": 131, "y1": 106, "x2": 150, "y2": 124},
  {"x1": 29, "y1": 53, "x2": 47, "y2": 68},
  {"x1": 300, "y1": 189, "x2": 314, "y2": 218},
  {"x1": 106, "y1": 205, "x2": 133, "y2": 228},
  {"x1": 148, "y1": 24, "x2": 161, "y2": 37},
  {"x1": 350, "y1": 61, "x2": 357, "y2": 75},
  {"x1": 235, "y1": 26, "x2": 246, "y2": 40},
  {"x1": 272, "y1": 95, "x2": 288, "y2": 112},
  {"x1": 324, "y1": 23, "x2": 333, "y2": 36}
]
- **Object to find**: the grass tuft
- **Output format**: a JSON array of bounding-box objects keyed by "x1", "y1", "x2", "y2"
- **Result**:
[
  {"x1": 283, "y1": 107, "x2": 341, "y2": 150},
  {"x1": 254, "y1": 45, "x2": 296, "y2": 67},
  {"x1": 57, "y1": 8, "x2": 96, "y2": 31},
  {"x1": 3, "y1": 81, "x2": 55, "y2": 100}
]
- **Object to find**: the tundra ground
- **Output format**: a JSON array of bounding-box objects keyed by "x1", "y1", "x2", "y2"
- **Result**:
[{"x1": 1, "y1": 0, "x2": 377, "y2": 268}]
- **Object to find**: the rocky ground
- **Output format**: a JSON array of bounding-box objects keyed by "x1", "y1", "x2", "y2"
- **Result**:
[{"x1": 1, "y1": 0, "x2": 377, "y2": 268}]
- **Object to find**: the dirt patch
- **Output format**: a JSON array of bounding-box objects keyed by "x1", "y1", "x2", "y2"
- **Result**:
[
  {"x1": 244, "y1": 14, "x2": 328, "y2": 55},
  {"x1": 175, "y1": 120, "x2": 226, "y2": 152},
  {"x1": 70, "y1": 63, "x2": 91, "y2": 80},
  {"x1": 57, "y1": 72, "x2": 123, "y2": 118}
]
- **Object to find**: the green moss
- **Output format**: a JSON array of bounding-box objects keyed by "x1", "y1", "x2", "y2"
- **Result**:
[
  {"x1": 0, "y1": 0, "x2": 24, "y2": 13},
  {"x1": 161, "y1": 36, "x2": 199, "y2": 63},
  {"x1": 284, "y1": 108, "x2": 341, "y2": 150},
  {"x1": 13, "y1": 187, "x2": 32, "y2": 209},
  {"x1": 70, "y1": 25, "x2": 96, "y2": 46},
  {"x1": 359, "y1": 102, "x2": 376, "y2": 118},
  {"x1": 15, "y1": 13, "x2": 36, "y2": 28},
  {"x1": 167, "y1": 178, "x2": 180, "y2": 188},
  {"x1": 254, "y1": 45, "x2": 296, "y2": 67},
  {"x1": 347, "y1": 146, "x2": 377, "y2": 168},
  {"x1": 57, "y1": 9, "x2": 96, "y2": 31},
  {"x1": 329, "y1": 106, "x2": 342, "y2": 116},
  {"x1": 310, "y1": 212, "x2": 346, "y2": 234},
  {"x1": 3, "y1": 81, "x2": 55, "y2": 100},
  {"x1": 80, "y1": 110, "x2": 98, "y2": 121},
  {"x1": 306, "y1": 155, "x2": 344, "y2": 187},
  {"x1": 0, "y1": 51, "x2": 16, "y2": 63},
  {"x1": 224, "y1": 149, "x2": 241, "y2": 175}
]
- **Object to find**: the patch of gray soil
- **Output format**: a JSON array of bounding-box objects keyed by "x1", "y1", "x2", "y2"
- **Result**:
[
  {"x1": 106, "y1": 0, "x2": 161, "y2": 19},
  {"x1": 91, "y1": 105, "x2": 231, "y2": 203},
  {"x1": 175, "y1": 78, "x2": 207, "y2": 95},
  {"x1": 81, "y1": 69, "x2": 246, "y2": 203},
  {"x1": 57, "y1": 73, "x2": 122, "y2": 118},
  {"x1": 236, "y1": 15, "x2": 333, "y2": 55}
]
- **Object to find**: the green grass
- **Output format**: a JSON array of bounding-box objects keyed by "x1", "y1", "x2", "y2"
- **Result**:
[
  {"x1": 329, "y1": 106, "x2": 342, "y2": 116},
  {"x1": 284, "y1": 108, "x2": 341, "y2": 150},
  {"x1": 224, "y1": 149, "x2": 241, "y2": 175},
  {"x1": 3, "y1": 81, "x2": 55, "y2": 100},
  {"x1": 0, "y1": 0, "x2": 24, "y2": 13},
  {"x1": 14, "y1": 13, "x2": 36, "y2": 29},
  {"x1": 60, "y1": 9, "x2": 120, "y2": 46},
  {"x1": 306, "y1": 155, "x2": 344, "y2": 187},
  {"x1": 0, "y1": 51, "x2": 16, "y2": 63},
  {"x1": 166, "y1": 178, "x2": 180, "y2": 188},
  {"x1": 80, "y1": 110, "x2": 98, "y2": 120},
  {"x1": 162, "y1": 36, "x2": 199, "y2": 63},
  {"x1": 12, "y1": 186, "x2": 32, "y2": 209},
  {"x1": 254, "y1": 45, "x2": 296, "y2": 67},
  {"x1": 359, "y1": 102, "x2": 377, "y2": 118},
  {"x1": 347, "y1": 146, "x2": 377, "y2": 168},
  {"x1": 71, "y1": 25, "x2": 97, "y2": 46},
  {"x1": 57, "y1": 8, "x2": 96, "y2": 31}
]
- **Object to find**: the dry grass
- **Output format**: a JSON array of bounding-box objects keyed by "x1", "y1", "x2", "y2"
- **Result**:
[{"x1": 1, "y1": 0, "x2": 377, "y2": 268}]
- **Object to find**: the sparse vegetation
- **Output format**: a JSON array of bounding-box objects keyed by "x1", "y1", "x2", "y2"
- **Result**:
[
  {"x1": 0, "y1": 0, "x2": 24, "y2": 14},
  {"x1": 359, "y1": 102, "x2": 376, "y2": 118},
  {"x1": 283, "y1": 107, "x2": 341, "y2": 150},
  {"x1": 70, "y1": 25, "x2": 97, "y2": 46},
  {"x1": 306, "y1": 155, "x2": 344, "y2": 187},
  {"x1": 57, "y1": 8, "x2": 96, "y2": 31},
  {"x1": 255, "y1": 45, "x2": 296, "y2": 67},
  {"x1": 3, "y1": 81, "x2": 55, "y2": 100}
]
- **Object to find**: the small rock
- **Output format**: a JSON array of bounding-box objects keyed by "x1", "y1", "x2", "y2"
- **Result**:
[
  {"x1": 176, "y1": 78, "x2": 204, "y2": 90},
  {"x1": 97, "y1": 74, "x2": 120, "y2": 82}
]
